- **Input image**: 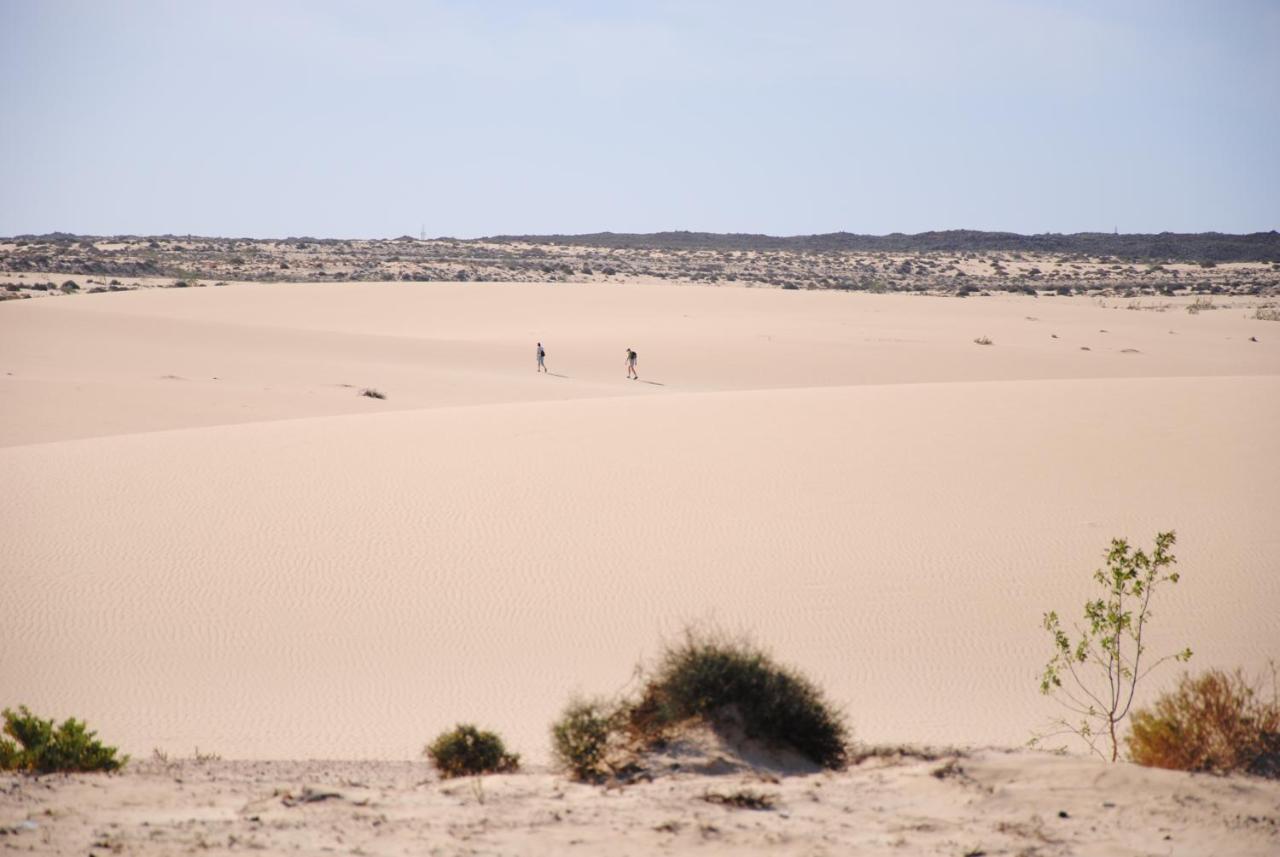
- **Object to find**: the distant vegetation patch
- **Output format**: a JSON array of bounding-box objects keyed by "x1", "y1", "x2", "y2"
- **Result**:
[{"x1": 359, "y1": 388, "x2": 386, "y2": 400}]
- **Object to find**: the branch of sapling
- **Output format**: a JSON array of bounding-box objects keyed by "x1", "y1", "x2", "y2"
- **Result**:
[{"x1": 1036, "y1": 531, "x2": 1190, "y2": 762}]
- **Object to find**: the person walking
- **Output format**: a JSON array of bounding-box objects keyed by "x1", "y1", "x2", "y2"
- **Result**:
[
  {"x1": 536, "y1": 342, "x2": 547, "y2": 373},
  {"x1": 625, "y1": 347, "x2": 638, "y2": 379}
]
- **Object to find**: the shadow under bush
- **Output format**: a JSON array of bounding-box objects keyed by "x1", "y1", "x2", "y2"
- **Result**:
[{"x1": 425, "y1": 724, "x2": 519, "y2": 778}]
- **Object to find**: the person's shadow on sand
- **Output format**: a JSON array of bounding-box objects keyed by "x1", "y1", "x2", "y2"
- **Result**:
[{"x1": 638, "y1": 380, "x2": 665, "y2": 386}]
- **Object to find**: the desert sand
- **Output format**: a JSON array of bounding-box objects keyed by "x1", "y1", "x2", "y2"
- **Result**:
[
  {"x1": 2, "y1": 280, "x2": 1279, "y2": 853},
  {"x1": 5, "y1": 746, "x2": 1280, "y2": 856}
]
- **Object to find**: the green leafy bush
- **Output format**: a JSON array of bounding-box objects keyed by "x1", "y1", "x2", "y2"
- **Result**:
[
  {"x1": 424, "y1": 724, "x2": 519, "y2": 778},
  {"x1": 1037, "y1": 532, "x2": 1191, "y2": 761},
  {"x1": 630, "y1": 631, "x2": 849, "y2": 770},
  {"x1": 1127, "y1": 667, "x2": 1280, "y2": 778},
  {"x1": 0, "y1": 706, "x2": 127, "y2": 773},
  {"x1": 551, "y1": 697, "x2": 617, "y2": 781}
]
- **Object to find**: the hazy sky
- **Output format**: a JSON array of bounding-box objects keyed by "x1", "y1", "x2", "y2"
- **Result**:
[{"x1": 2, "y1": 0, "x2": 1277, "y2": 238}]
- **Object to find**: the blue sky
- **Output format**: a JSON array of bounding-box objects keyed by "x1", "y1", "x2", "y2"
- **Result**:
[{"x1": 2, "y1": 0, "x2": 1277, "y2": 238}]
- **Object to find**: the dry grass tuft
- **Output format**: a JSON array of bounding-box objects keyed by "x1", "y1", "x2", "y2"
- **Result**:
[{"x1": 1127, "y1": 666, "x2": 1280, "y2": 778}]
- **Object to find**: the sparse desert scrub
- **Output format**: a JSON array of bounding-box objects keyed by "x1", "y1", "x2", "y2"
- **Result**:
[
  {"x1": 0, "y1": 705, "x2": 127, "y2": 773},
  {"x1": 550, "y1": 630, "x2": 850, "y2": 780},
  {"x1": 1254, "y1": 306, "x2": 1280, "y2": 321},
  {"x1": 359, "y1": 388, "x2": 386, "y2": 399},
  {"x1": 551, "y1": 696, "x2": 621, "y2": 781},
  {"x1": 627, "y1": 630, "x2": 850, "y2": 770},
  {"x1": 973, "y1": 336, "x2": 993, "y2": 345},
  {"x1": 425, "y1": 724, "x2": 519, "y2": 778},
  {"x1": 1127, "y1": 666, "x2": 1280, "y2": 778},
  {"x1": 1037, "y1": 532, "x2": 1192, "y2": 761},
  {"x1": 7, "y1": 232, "x2": 1279, "y2": 296}
]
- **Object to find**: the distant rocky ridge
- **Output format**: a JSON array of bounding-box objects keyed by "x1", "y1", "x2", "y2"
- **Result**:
[
  {"x1": 483, "y1": 230, "x2": 1280, "y2": 262},
  {"x1": 3, "y1": 230, "x2": 1278, "y2": 298}
]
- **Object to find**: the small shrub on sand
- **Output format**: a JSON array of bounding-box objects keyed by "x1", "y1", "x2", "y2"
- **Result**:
[
  {"x1": 425, "y1": 724, "x2": 519, "y2": 778},
  {"x1": 1037, "y1": 532, "x2": 1192, "y2": 761},
  {"x1": 629, "y1": 631, "x2": 849, "y2": 770},
  {"x1": 359, "y1": 388, "x2": 386, "y2": 400},
  {"x1": 973, "y1": 335, "x2": 993, "y2": 346},
  {"x1": 0, "y1": 706, "x2": 127, "y2": 773},
  {"x1": 1127, "y1": 666, "x2": 1280, "y2": 777},
  {"x1": 551, "y1": 697, "x2": 619, "y2": 781}
]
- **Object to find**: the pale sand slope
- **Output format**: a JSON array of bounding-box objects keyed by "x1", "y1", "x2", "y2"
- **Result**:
[
  {"x1": 1, "y1": 282, "x2": 1274, "y2": 446},
  {"x1": 3, "y1": 751, "x2": 1280, "y2": 856},
  {"x1": 1, "y1": 284, "x2": 1278, "y2": 756},
  {"x1": 1, "y1": 377, "x2": 1277, "y2": 760},
  {"x1": 3, "y1": 283, "x2": 1279, "y2": 855}
]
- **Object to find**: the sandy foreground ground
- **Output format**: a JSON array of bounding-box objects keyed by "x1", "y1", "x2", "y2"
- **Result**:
[
  {"x1": 3, "y1": 749, "x2": 1280, "y2": 856},
  {"x1": 2, "y1": 281, "x2": 1279, "y2": 854}
]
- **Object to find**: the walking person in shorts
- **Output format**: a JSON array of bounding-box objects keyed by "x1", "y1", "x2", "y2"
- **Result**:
[
  {"x1": 536, "y1": 342, "x2": 547, "y2": 373},
  {"x1": 625, "y1": 347, "x2": 638, "y2": 379}
]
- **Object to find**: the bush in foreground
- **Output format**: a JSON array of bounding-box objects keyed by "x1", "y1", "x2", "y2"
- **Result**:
[
  {"x1": 551, "y1": 697, "x2": 618, "y2": 781},
  {"x1": 1127, "y1": 667, "x2": 1280, "y2": 778},
  {"x1": 0, "y1": 706, "x2": 127, "y2": 773},
  {"x1": 1038, "y1": 531, "x2": 1191, "y2": 762},
  {"x1": 425, "y1": 724, "x2": 519, "y2": 778},
  {"x1": 630, "y1": 631, "x2": 850, "y2": 770}
]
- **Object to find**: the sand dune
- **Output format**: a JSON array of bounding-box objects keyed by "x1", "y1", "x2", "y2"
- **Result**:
[
  {"x1": 1, "y1": 282, "x2": 1277, "y2": 765},
  {"x1": 2, "y1": 282, "x2": 1273, "y2": 446}
]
